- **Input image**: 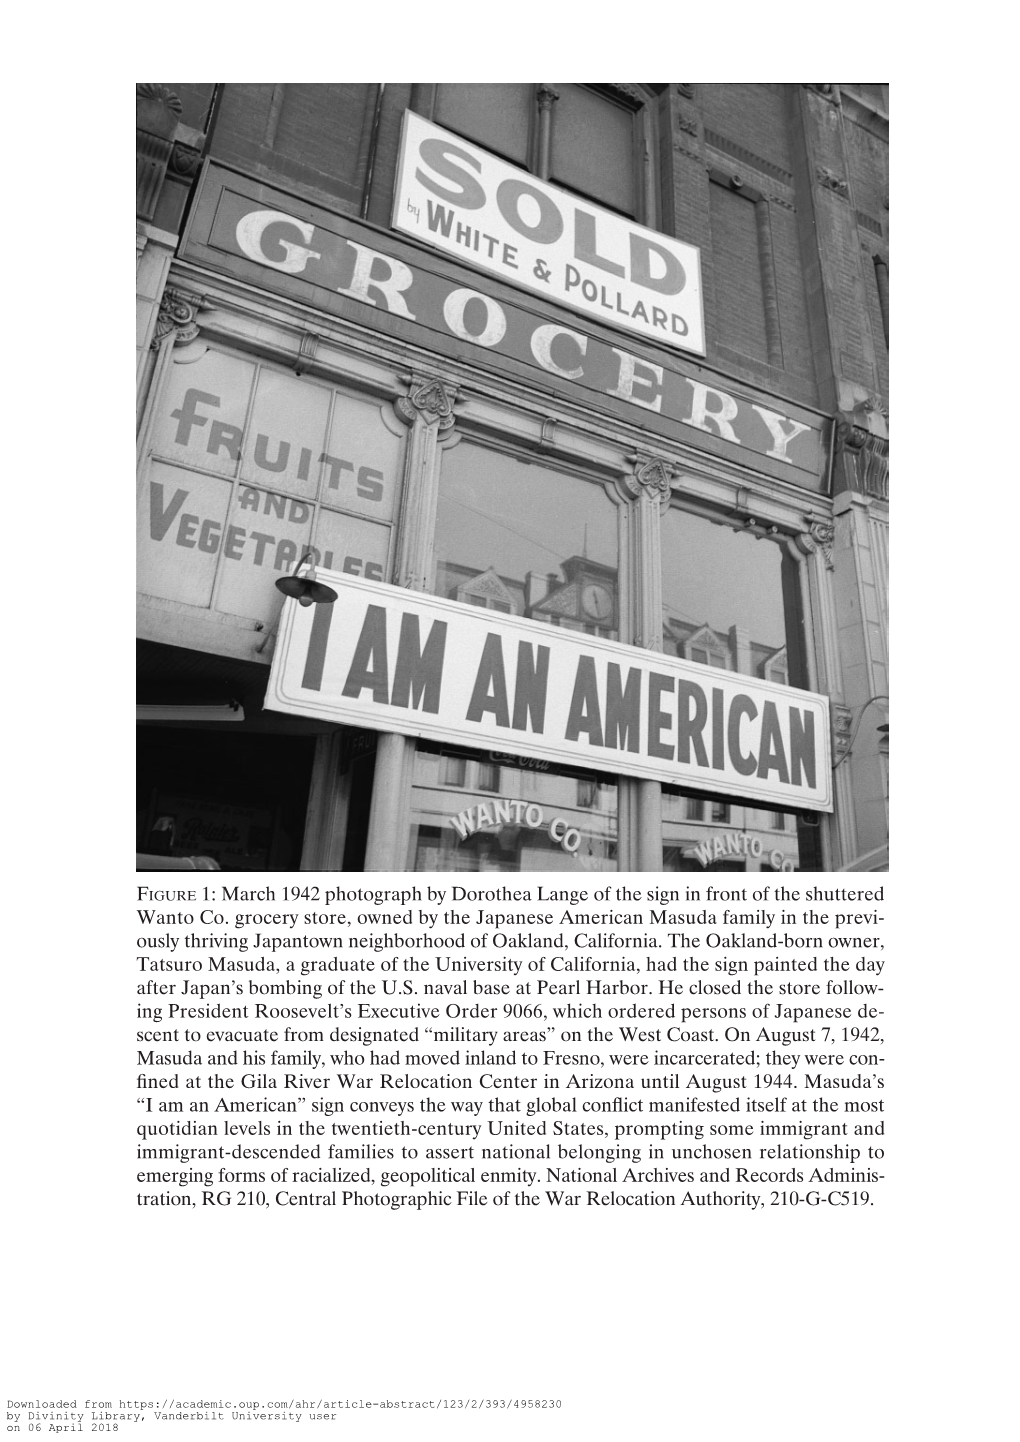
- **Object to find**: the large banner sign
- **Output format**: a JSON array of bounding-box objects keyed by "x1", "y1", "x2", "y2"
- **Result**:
[
  {"x1": 266, "y1": 575, "x2": 833, "y2": 812},
  {"x1": 393, "y1": 111, "x2": 705, "y2": 355}
]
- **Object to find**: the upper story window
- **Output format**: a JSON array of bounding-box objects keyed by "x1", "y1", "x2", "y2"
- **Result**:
[{"x1": 421, "y1": 83, "x2": 652, "y2": 223}]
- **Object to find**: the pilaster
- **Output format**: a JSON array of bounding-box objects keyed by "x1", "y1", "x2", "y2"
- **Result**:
[
  {"x1": 830, "y1": 491, "x2": 889, "y2": 862},
  {"x1": 364, "y1": 374, "x2": 459, "y2": 869},
  {"x1": 618, "y1": 454, "x2": 677, "y2": 871}
]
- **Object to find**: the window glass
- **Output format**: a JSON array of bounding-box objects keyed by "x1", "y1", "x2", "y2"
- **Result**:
[
  {"x1": 661, "y1": 507, "x2": 802, "y2": 686},
  {"x1": 409, "y1": 745, "x2": 617, "y2": 873},
  {"x1": 152, "y1": 349, "x2": 257, "y2": 476},
  {"x1": 243, "y1": 370, "x2": 332, "y2": 497},
  {"x1": 141, "y1": 346, "x2": 401, "y2": 629},
  {"x1": 549, "y1": 85, "x2": 636, "y2": 216},
  {"x1": 433, "y1": 440, "x2": 619, "y2": 639},
  {"x1": 434, "y1": 84, "x2": 532, "y2": 166},
  {"x1": 138, "y1": 462, "x2": 231, "y2": 608},
  {"x1": 662, "y1": 788, "x2": 814, "y2": 873},
  {"x1": 659, "y1": 507, "x2": 818, "y2": 870}
]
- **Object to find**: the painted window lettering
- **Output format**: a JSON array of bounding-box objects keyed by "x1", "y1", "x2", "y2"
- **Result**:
[
  {"x1": 147, "y1": 480, "x2": 381, "y2": 578},
  {"x1": 169, "y1": 388, "x2": 387, "y2": 500}
]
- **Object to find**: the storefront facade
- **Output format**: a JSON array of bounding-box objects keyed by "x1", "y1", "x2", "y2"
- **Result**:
[{"x1": 137, "y1": 83, "x2": 888, "y2": 873}]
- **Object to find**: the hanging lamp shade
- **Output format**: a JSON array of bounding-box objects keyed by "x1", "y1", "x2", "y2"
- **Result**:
[
  {"x1": 275, "y1": 549, "x2": 337, "y2": 606},
  {"x1": 275, "y1": 573, "x2": 338, "y2": 606}
]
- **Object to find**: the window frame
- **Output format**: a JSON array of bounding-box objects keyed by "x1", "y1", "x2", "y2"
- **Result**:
[{"x1": 412, "y1": 82, "x2": 661, "y2": 229}]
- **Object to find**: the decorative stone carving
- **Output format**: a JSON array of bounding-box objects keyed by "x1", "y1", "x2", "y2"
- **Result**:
[
  {"x1": 624, "y1": 455, "x2": 676, "y2": 504},
  {"x1": 676, "y1": 84, "x2": 695, "y2": 98},
  {"x1": 137, "y1": 83, "x2": 182, "y2": 113},
  {"x1": 137, "y1": 86, "x2": 185, "y2": 221},
  {"x1": 835, "y1": 425, "x2": 889, "y2": 501},
  {"x1": 853, "y1": 393, "x2": 888, "y2": 422},
  {"x1": 676, "y1": 113, "x2": 698, "y2": 136},
  {"x1": 816, "y1": 165, "x2": 850, "y2": 198},
  {"x1": 796, "y1": 519, "x2": 836, "y2": 570},
  {"x1": 807, "y1": 84, "x2": 839, "y2": 102},
  {"x1": 831, "y1": 703, "x2": 854, "y2": 760},
  {"x1": 395, "y1": 375, "x2": 457, "y2": 430},
  {"x1": 536, "y1": 84, "x2": 560, "y2": 111},
  {"x1": 151, "y1": 287, "x2": 203, "y2": 349},
  {"x1": 169, "y1": 142, "x2": 202, "y2": 179}
]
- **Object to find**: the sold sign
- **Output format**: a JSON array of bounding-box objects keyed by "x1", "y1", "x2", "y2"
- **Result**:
[{"x1": 393, "y1": 111, "x2": 705, "y2": 355}]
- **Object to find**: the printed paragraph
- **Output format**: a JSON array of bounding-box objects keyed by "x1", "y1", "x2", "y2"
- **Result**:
[{"x1": 134, "y1": 880, "x2": 887, "y2": 1213}]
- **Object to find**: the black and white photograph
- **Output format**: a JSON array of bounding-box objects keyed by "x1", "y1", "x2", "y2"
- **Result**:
[{"x1": 135, "y1": 83, "x2": 888, "y2": 875}]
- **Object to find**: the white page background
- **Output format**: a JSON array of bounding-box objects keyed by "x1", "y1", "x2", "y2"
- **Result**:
[{"x1": 4, "y1": 22, "x2": 1012, "y2": 1442}]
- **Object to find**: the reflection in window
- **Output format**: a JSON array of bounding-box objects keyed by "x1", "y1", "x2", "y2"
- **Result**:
[
  {"x1": 441, "y1": 755, "x2": 466, "y2": 787},
  {"x1": 661, "y1": 786, "x2": 818, "y2": 872},
  {"x1": 661, "y1": 508, "x2": 805, "y2": 687},
  {"x1": 576, "y1": 779, "x2": 597, "y2": 809},
  {"x1": 433, "y1": 441, "x2": 619, "y2": 640},
  {"x1": 476, "y1": 763, "x2": 501, "y2": 793},
  {"x1": 409, "y1": 744, "x2": 617, "y2": 872}
]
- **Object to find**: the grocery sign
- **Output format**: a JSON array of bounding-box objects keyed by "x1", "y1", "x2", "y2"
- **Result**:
[
  {"x1": 266, "y1": 574, "x2": 833, "y2": 812},
  {"x1": 393, "y1": 111, "x2": 705, "y2": 355},
  {"x1": 185, "y1": 167, "x2": 825, "y2": 484}
]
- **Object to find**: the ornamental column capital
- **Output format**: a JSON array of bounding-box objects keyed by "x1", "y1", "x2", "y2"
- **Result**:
[
  {"x1": 395, "y1": 373, "x2": 458, "y2": 430},
  {"x1": 151, "y1": 286, "x2": 204, "y2": 349},
  {"x1": 622, "y1": 454, "x2": 677, "y2": 510}
]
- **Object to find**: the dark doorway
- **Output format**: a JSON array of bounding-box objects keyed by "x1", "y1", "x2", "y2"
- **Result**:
[{"x1": 137, "y1": 727, "x2": 315, "y2": 870}]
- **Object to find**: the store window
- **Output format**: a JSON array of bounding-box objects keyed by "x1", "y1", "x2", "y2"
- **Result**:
[
  {"x1": 415, "y1": 440, "x2": 623, "y2": 871},
  {"x1": 660, "y1": 505, "x2": 818, "y2": 870},
  {"x1": 429, "y1": 83, "x2": 646, "y2": 218},
  {"x1": 432, "y1": 440, "x2": 620, "y2": 640},
  {"x1": 661, "y1": 788, "x2": 815, "y2": 873},
  {"x1": 409, "y1": 745, "x2": 617, "y2": 873},
  {"x1": 139, "y1": 345, "x2": 402, "y2": 629},
  {"x1": 661, "y1": 506, "x2": 806, "y2": 685}
]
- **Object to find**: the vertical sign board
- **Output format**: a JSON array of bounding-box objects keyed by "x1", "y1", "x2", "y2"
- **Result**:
[
  {"x1": 393, "y1": 111, "x2": 706, "y2": 355},
  {"x1": 266, "y1": 573, "x2": 833, "y2": 812}
]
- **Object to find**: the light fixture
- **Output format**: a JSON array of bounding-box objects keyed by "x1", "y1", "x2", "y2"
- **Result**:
[{"x1": 276, "y1": 549, "x2": 338, "y2": 607}]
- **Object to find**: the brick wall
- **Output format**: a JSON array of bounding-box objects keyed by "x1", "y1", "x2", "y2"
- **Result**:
[
  {"x1": 699, "y1": 82, "x2": 793, "y2": 173},
  {"x1": 184, "y1": 83, "x2": 891, "y2": 415},
  {"x1": 708, "y1": 180, "x2": 768, "y2": 361},
  {"x1": 166, "y1": 83, "x2": 216, "y2": 133},
  {"x1": 208, "y1": 83, "x2": 377, "y2": 214}
]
